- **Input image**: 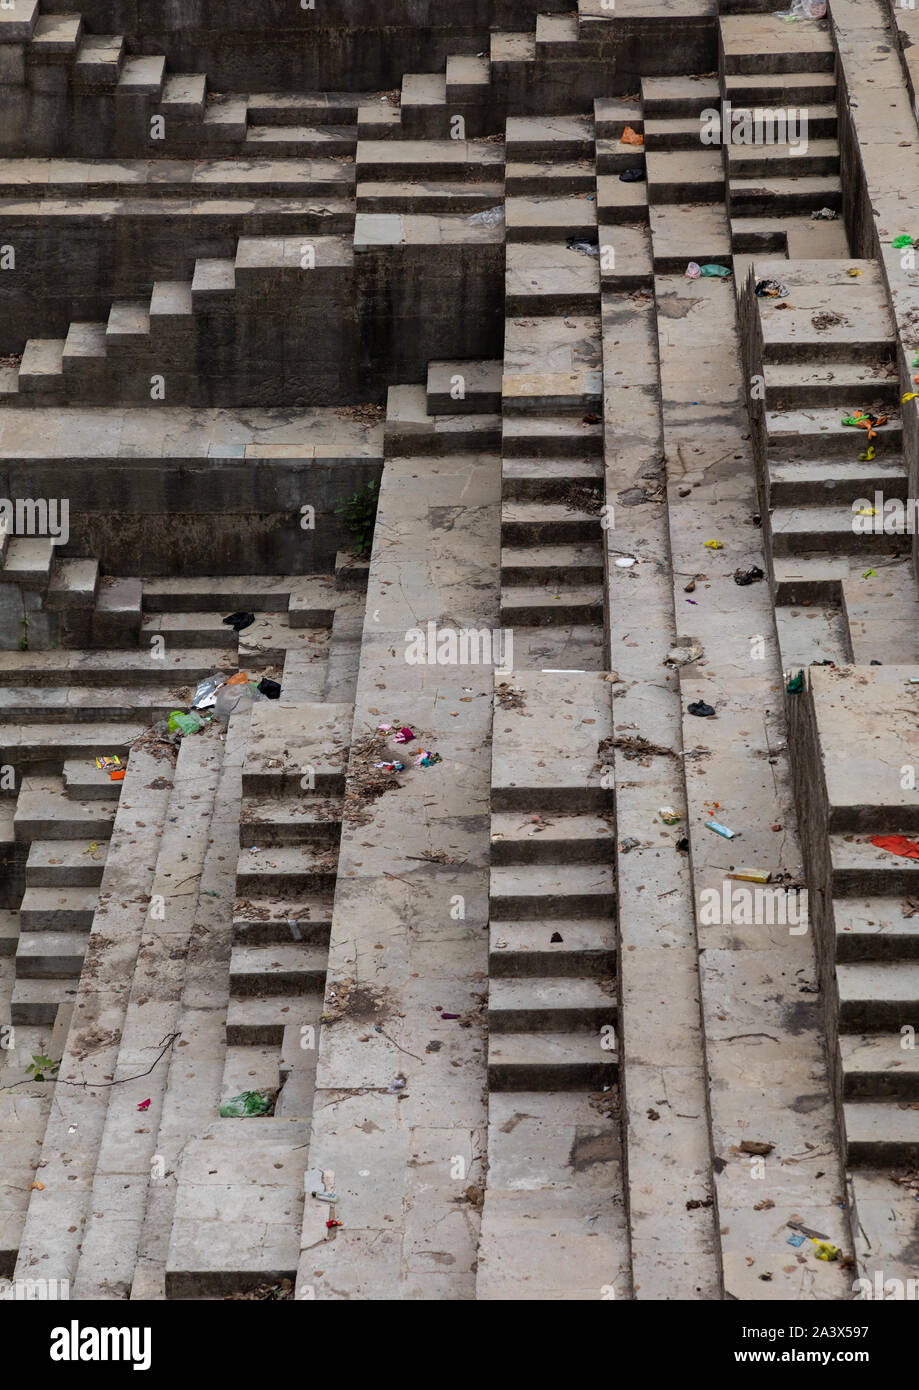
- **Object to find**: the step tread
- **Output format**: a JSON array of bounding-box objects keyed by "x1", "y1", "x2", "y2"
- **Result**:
[
  {"x1": 491, "y1": 863, "x2": 615, "y2": 894},
  {"x1": 488, "y1": 1032, "x2": 617, "y2": 1062},
  {"x1": 837, "y1": 960, "x2": 919, "y2": 1001}
]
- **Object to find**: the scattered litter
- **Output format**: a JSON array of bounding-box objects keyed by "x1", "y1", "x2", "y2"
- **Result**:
[
  {"x1": 137, "y1": 1098, "x2": 151, "y2": 1112},
  {"x1": 615, "y1": 556, "x2": 636, "y2": 568},
  {"x1": 619, "y1": 167, "x2": 646, "y2": 182},
  {"x1": 739, "y1": 1139, "x2": 773, "y2": 1155},
  {"x1": 440, "y1": 1013, "x2": 461, "y2": 1021},
  {"x1": 29, "y1": 1181, "x2": 45, "y2": 1191},
  {"x1": 842, "y1": 409, "x2": 887, "y2": 441},
  {"x1": 707, "y1": 820, "x2": 737, "y2": 840},
  {"x1": 685, "y1": 261, "x2": 701, "y2": 280},
  {"x1": 755, "y1": 279, "x2": 788, "y2": 299},
  {"x1": 666, "y1": 644, "x2": 704, "y2": 667},
  {"x1": 847, "y1": 267, "x2": 862, "y2": 277},
  {"x1": 373, "y1": 760, "x2": 405, "y2": 773},
  {"x1": 730, "y1": 868, "x2": 771, "y2": 884},
  {"x1": 734, "y1": 566, "x2": 764, "y2": 586},
  {"x1": 168, "y1": 710, "x2": 205, "y2": 736},
  {"x1": 659, "y1": 807, "x2": 681, "y2": 824},
  {"x1": 257, "y1": 678, "x2": 281, "y2": 700},
  {"x1": 326, "y1": 1219, "x2": 343, "y2": 1229},
  {"x1": 191, "y1": 673, "x2": 228, "y2": 710},
  {"x1": 82, "y1": 841, "x2": 99, "y2": 854},
  {"x1": 870, "y1": 835, "x2": 919, "y2": 860},
  {"x1": 700, "y1": 263, "x2": 731, "y2": 278},
  {"x1": 550, "y1": 931, "x2": 564, "y2": 943},
  {"x1": 813, "y1": 1241, "x2": 839, "y2": 1262},
  {"x1": 892, "y1": 234, "x2": 915, "y2": 249},
  {"x1": 704, "y1": 539, "x2": 723, "y2": 550},
  {"x1": 393, "y1": 726, "x2": 415, "y2": 744},
  {"x1": 619, "y1": 836, "x2": 641, "y2": 853},
  {"x1": 858, "y1": 446, "x2": 876, "y2": 462},
  {"x1": 774, "y1": 0, "x2": 826, "y2": 20},
  {"x1": 786, "y1": 1232, "x2": 806, "y2": 1247},
  {"x1": 688, "y1": 700, "x2": 716, "y2": 718},
  {"x1": 222, "y1": 610, "x2": 254, "y2": 632},
  {"x1": 95, "y1": 755, "x2": 122, "y2": 771},
  {"x1": 415, "y1": 749, "x2": 441, "y2": 767},
  {"x1": 219, "y1": 1090, "x2": 273, "y2": 1118},
  {"x1": 468, "y1": 205, "x2": 504, "y2": 227},
  {"x1": 620, "y1": 125, "x2": 644, "y2": 145},
  {"x1": 567, "y1": 237, "x2": 599, "y2": 256},
  {"x1": 785, "y1": 670, "x2": 804, "y2": 695},
  {"x1": 810, "y1": 207, "x2": 837, "y2": 220},
  {"x1": 788, "y1": 1219, "x2": 830, "y2": 1240},
  {"x1": 862, "y1": 569, "x2": 878, "y2": 579}
]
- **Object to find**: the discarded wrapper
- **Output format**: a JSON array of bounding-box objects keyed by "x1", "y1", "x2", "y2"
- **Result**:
[
  {"x1": 95, "y1": 755, "x2": 122, "y2": 770},
  {"x1": 707, "y1": 820, "x2": 736, "y2": 840},
  {"x1": 659, "y1": 807, "x2": 681, "y2": 824},
  {"x1": 730, "y1": 868, "x2": 771, "y2": 884}
]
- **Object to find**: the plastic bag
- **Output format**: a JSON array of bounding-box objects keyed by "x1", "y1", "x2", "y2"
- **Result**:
[
  {"x1": 213, "y1": 680, "x2": 267, "y2": 723},
  {"x1": 168, "y1": 710, "x2": 204, "y2": 735},
  {"x1": 191, "y1": 673, "x2": 229, "y2": 710},
  {"x1": 468, "y1": 205, "x2": 504, "y2": 226},
  {"x1": 775, "y1": 0, "x2": 826, "y2": 17},
  {"x1": 700, "y1": 263, "x2": 731, "y2": 278},
  {"x1": 219, "y1": 1090, "x2": 272, "y2": 1118}
]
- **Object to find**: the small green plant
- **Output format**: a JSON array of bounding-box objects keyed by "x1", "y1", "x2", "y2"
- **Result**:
[
  {"x1": 18, "y1": 616, "x2": 29, "y2": 652},
  {"x1": 334, "y1": 479, "x2": 378, "y2": 557},
  {"x1": 27, "y1": 1054, "x2": 59, "y2": 1082}
]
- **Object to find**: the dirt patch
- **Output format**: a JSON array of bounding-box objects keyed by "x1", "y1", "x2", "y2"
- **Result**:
[
  {"x1": 495, "y1": 682, "x2": 526, "y2": 710},
  {"x1": 321, "y1": 979, "x2": 394, "y2": 1026},
  {"x1": 336, "y1": 401, "x2": 385, "y2": 425},
  {"x1": 561, "y1": 483, "x2": 604, "y2": 516},
  {"x1": 811, "y1": 310, "x2": 849, "y2": 332},
  {"x1": 342, "y1": 729, "x2": 405, "y2": 826},
  {"x1": 225, "y1": 1277, "x2": 293, "y2": 1301}
]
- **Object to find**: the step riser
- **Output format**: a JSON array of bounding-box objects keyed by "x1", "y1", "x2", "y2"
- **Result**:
[
  {"x1": 501, "y1": 562, "x2": 604, "y2": 584},
  {"x1": 15, "y1": 953, "x2": 85, "y2": 978},
  {"x1": 11, "y1": 1000, "x2": 61, "y2": 1025},
  {"x1": 505, "y1": 173, "x2": 595, "y2": 195},
  {"x1": 15, "y1": 819, "x2": 113, "y2": 841},
  {"x1": 729, "y1": 154, "x2": 839, "y2": 178},
  {"x1": 238, "y1": 823, "x2": 340, "y2": 848},
  {"x1": 490, "y1": 840, "x2": 613, "y2": 866},
  {"x1": 723, "y1": 55, "x2": 836, "y2": 77},
  {"x1": 768, "y1": 428, "x2": 902, "y2": 459},
  {"x1": 25, "y1": 866, "x2": 104, "y2": 888},
  {"x1": 836, "y1": 936, "x2": 919, "y2": 964},
  {"x1": 500, "y1": 602, "x2": 604, "y2": 626},
  {"x1": 490, "y1": 892, "x2": 616, "y2": 920},
  {"x1": 501, "y1": 520, "x2": 603, "y2": 545},
  {"x1": 232, "y1": 921, "x2": 332, "y2": 946},
  {"x1": 140, "y1": 629, "x2": 237, "y2": 649},
  {"x1": 840, "y1": 1003, "x2": 919, "y2": 1031},
  {"x1": 847, "y1": 1139, "x2": 919, "y2": 1167},
  {"x1": 230, "y1": 971, "x2": 325, "y2": 997},
  {"x1": 225, "y1": 1022, "x2": 287, "y2": 1046},
  {"x1": 765, "y1": 383, "x2": 900, "y2": 410},
  {"x1": 355, "y1": 160, "x2": 499, "y2": 182},
  {"x1": 235, "y1": 871, "x2": 338, "y2": 896},
  {"x1": 19, "y1": 909, "x2": 95, "y2": 930},
  {"x1": 763, "y1": 341, "x2": 894, "y2": 367},
  {"x1": 241, "y1": 772, "x2": 344, "y2": 796},
  {"x1": 489, "y1": 1005, "x2": 615, "y2": 1032},
  {"x1": 355, "y1": 190, "x2": 501, "y2": 214},
  {"x1": 843, "y1": 1071, "x2": 919, "y2": 1101},
  {"x1": 730, "y1": 188, "x2": 842, "y2": 216},
  {"x1": 492, "y1": 788, "x2": 613, "y2": 814},
  {"x1": 768, "y1": 476, "x2": 908, "y2": 507},
  {"x1": 505, "y1": 293, "x2": 599, "y2": 317},
  {"x1": 488, "y1": 1060, "x2": 618, "y2": 1090},
  {"x1": 489, "y1": 949, "x2": 616, "y2": 976},
  {"x1": 830, "y1": 809, "x2": 919, "y2": 834},
  {"x1": 833, "y1": 871, "x2": 919, "y2": 897},
  {"x1": 502, "y1": 434, "x2": 603, "y2": 459},
  {"x1": 648, "y1": 178, "x2": 725, "y2": 204},
  {"x1": 724, "y1": 82, "x2": 835, "y2": 105}
]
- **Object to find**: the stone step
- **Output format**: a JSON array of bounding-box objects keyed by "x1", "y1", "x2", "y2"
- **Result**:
[
  {"x1": 354, "y1": 139, "x2": 503, "y2": 182},
  {"x1": 140, "y1": 612, "x2": 238, "y2": 649},
  {"x1": 46, "y1": 558, "x2": 100, "y2": 611},
  {"x1": 0, "y1": 158, "x2": 355, "y2": 200},
  {"x1": 354, "y1": 180, "x2": 504, "y2": 214},
  {"x1": 225, "y1": 992, "x2": 321, "y2": 1046},
  {"x1": 642, "y1": 117, "x2": 709, "y2": 150},
  {"x1": 723, "y1": 71, "x2": 836, "y2": 105},
  {"x1": 445, "y1": 53, "x2": 491, "y2": 102},
  {"x1": 73, "y1": 33, "x2": 126, "y2": 86},
  {"x1": 0, "y1": 649, "x2": 235, "y2": 687},
  {"x1": 10, "y1": 976, "x2": 76, "y2": 1024},
  {"x1": 0, "y1": 689, "x2": 150, "y2": 728},
  {"x1": 501, "y1": 502, "x2": 603, "y2": 546},
  {"x1": 500, "y1": 582, "x2": 605, "y2": 626},
  {"x1": 245, "y1": 125, "x2": 357, "y2": 157},
  {"x1": 835, "y1": 896, "x2": 919, "y2": 962},
  {"x1": 228, "y1": 943, "x2": 327, "y2": 996},
  {"x1": 0, "y1": 536, "x2": 55, "y2": 585},
  {"x1": 26, "y1": 10, "x2": 73, "y2": 52},
  {"x1": 106, "y1": 298, "x2": 150, "y2": 344},
  {"x1": 767, "y1": 459, "x2": 907, "y2": 508},
  {"x1": 595, "y1": 174, "x2": 648, "y2": 223},
  {"x1": 640, "y1": 76, "x2": 720, "y2": 118},
  {"x1": 840, "y1": 1033, "x2": 919, "y2": 1100},
  {"x1": 727, "y1": 139, "x2": 840, "y2": 179},
  {"x1": 490, "y1": 864, "x2": 616, "y2": 918},
  {"x1": 248, "y1": 92, "x2": 361, "y2": 125},
  {"x1": 720, "y1": 15, "x2": 835, "y2": 75},
  {"x1": 25, "y1": 839, "x2": 107, "y2": 887},
  {"x1": 239, "y1": 796, "x2": 342, "y2": 847},
  {"x1": 191, "y1": 256, "x2": 236, "y2": 302},
  {"x1": 0, "y1": 722, "x2": 143, "y2": 766},
  {"x1": 232, "y1": 900, "x2": 333, "y2": 946},
  {"x1": 505, "y1": 159, "x2": 596, "y2": 196},
  {"x1": 63, "y1": 758, "x2": 139, "y2": 798},
  {"x1": 15, "y1": 929, "x2": 88, "y2": 978},
  {"x1": 142, "y1": 576, "x2": 295, "y2": 612},
  {"x1": 729, "y1": 174, "x2": 842, "y2": 216},
  {"x1": 770, "y1": 505, "x2": 911, "y2": 556},
  {"x1": 201, "y1": 95, "x2": 249, "y2": 141},
  {"x1": 502, "y1": 413, "x2": 604, "y2": 458},
  {"x1": 489, "y1": 918, "x2": 616, "y2": 976},
  {"x1": 159, "y1": 73, "x2": 207, "y2": 119},
  {"x1": 425, "y1": 359, "x2": 502, "y2": 415},
  {"x1": 843, "y1": 1100, "x2": 919, "y2": 1166},
  {"x1": 501, "y1": 457, "x2": 604, "y2": 501},
  {"x1": 487, "y1": 1031, "x2": 618, "y2": 1090},
  {"x1": 500, "y1": 543, "x2": 605, "y2": 584},
  {"x1": 838, "y1": 961, "x2": 919, "y2": 1031},
  {"x1": 490, "y1": 811, "x2": 613, "y2": 864},
  {"x1": 832, "y1": 831, "x2": 919, "y2": 895},
  {"x1": 18, "y1": 337, "x2": 64, "y2": 391},
  {"x1": 645, "y1": 149, "x2": 725, "y2": 203},
  {"x1": 14, "y1": 777, "x2": 117, "y2": 842},
  {"x1": 18, "y1": 884, "x2": 98, "y2": 929},
  {"x1": 148, "y1": 280, "x2": 194, "y2": 328},
  {"x1": 593, "y1": 99, "x2": 643, "y2": 141},
  {"x1": 505, "y1": 192, "x2": 597, "y2": 242},
  {"x1": 0, "y1": 908, "x2": 18, "y2": 956},
  {"x1": 235, "y1": 844, "x2": 338, "y2": 896},
  {"x1": 766, "y1": 408, "x2": 901, "y2": 458},
  {"x1": 489, "y1": 975, "x2": 616, "y2": 1032},
  {"x1": 764, "y1": 360, "x2": 899, "y2": 409},
  {"x1": 116, "y1": 54, "x2": 166, "y2": 97},
  {"x1": 241, "y1": 704, "x2": 349, "y2": 797},
  {"x1": 505, "y1": 115, "x2": 594, "y2": 160}
]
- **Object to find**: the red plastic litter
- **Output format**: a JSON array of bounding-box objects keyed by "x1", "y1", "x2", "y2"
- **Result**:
[
  {"x1": 870, "y1": 835, "x2": 919, "y2": 859},
  {"x1": 137, "y1": 1098, "x2": 151, "y2": 1111}
]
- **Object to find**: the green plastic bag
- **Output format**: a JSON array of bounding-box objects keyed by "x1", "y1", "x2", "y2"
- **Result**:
[
  {"x1": 700, "y1": 263, "x2": 731, "y2": 278},
  {"x1": 219, "y1": 1090, "x2": 272, "y2": 1118},
  {"x1": 892, "y1": 234, "x2": 914, "y2": 249},
  {"x1": 168, "y1": 710, "x2": 203, "y2": 735}
]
